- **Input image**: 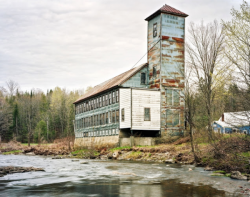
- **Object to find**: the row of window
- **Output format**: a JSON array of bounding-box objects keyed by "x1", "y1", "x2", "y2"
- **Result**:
[
  {"x1": 76, "y1": 110, "x2": 119, "y2": 129},
  {"x1": 75, "y1": 129, "x2": 119, "y2": 138},
  {"x1": 76, "y1": 90, "x2": 119, "y2": 115}
]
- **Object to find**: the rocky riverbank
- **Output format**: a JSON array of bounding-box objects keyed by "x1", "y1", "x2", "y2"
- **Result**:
[{"x1": 0, "y1": 166, "x2": 44, "y2": 177}]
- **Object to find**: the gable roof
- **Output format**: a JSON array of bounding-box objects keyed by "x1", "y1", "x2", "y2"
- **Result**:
[
  {"x1": 215, "y1": 111, "x2": 250, "y2": 128},
  {"x1": 145, "y1": 4, "x2": 188, "y2": 21},
  {"x1": 74, "y1": 63, "x2": 148, "y2": 104}
]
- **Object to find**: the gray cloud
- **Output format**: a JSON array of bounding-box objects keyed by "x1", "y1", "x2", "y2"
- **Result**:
[{"x1": 0, "y1": 0, "x2": 242, "y2": 92}]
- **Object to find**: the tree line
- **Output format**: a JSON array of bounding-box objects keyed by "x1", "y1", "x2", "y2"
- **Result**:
[{"x1": 0, "y1": 83, "x2": 85, "y2": 144}]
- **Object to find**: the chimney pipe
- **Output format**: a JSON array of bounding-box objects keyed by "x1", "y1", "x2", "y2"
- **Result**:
[{"x1": 222, "y1": 113, "x2": 224, "y2": 122}]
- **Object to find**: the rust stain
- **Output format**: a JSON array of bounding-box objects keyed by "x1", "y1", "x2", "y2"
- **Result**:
[
  {"x1": 165, "y1": 79, "x2": 180, "y2": 83},
  {"x1": 162, "y1": 54, "x2": 171, "y2": 58},
  {"x1": 162, "y1": 36, "x2": 170, "y2": 40},
  {"x1": 173, "y1": 55, "x2": 184, "y2": 59},
  {"x1": 172, "y1": 37, "x2": 184, "y2": 43}
]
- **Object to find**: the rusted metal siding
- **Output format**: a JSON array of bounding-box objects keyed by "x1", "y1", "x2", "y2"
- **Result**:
[
  {"x1": 119, "y1": 88, "x2": 131, "y2": 128},
  {"x1": 147, "y1": 14, "x2": 161, "y2": 89},
  {"x1": 122, "y1": 66, "x2": 149, "y2": 88},
  {"x1": 148, "y1": 12, "x2": 185, "y2": 136},
  {"x1": 131, "y1": 89, "x2": 160, "y2": 130}
]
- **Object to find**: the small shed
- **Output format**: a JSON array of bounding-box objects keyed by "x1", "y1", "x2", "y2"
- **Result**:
[{"x1": 213, "y1": 111, "x2": 250, "y2": 134}]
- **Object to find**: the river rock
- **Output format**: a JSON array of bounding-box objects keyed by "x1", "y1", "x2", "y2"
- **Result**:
[
  {"x1": 204, "y1": 166, "x2": 214, "y2": 171},
  {"x1": 107, "y1": 152, "x2": 113, "y2": 159},
  {"x1": 52, "y1": 156, "x2": 64, "y2": 159},
  {"x1": 165, "y1": 159, "x2": 174, "y2": 164},
  {"x1": 80, "y1": 162, "x2": 89, "y2": 164},
  {"x1": 0, "y1": 166, "x2": 44, "y2": 177},
  {"x1": 71, "y1": 159, "x2": 79, "y2": 162},
  {"x1": 112, "y1": 151, "x2": 119, "y2": 159},
  {"x1": 26, "y1": 152, "x2": 35, "y2": 155},
  {"x1": 230, "y1": 171, "x2": 247, "y2": 180}
]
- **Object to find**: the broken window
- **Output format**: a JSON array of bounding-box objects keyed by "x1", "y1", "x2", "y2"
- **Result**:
[
  {"x1": 112, "y1": 111, "x2": 115, "y2": 123},
  {"x1": 102, "y1": 96, "x2": 105, "y2": 107},
  {"x1": 106, "y1": 94, "x2": 108, "y2": 106},
  {"x1": 116, "y1": 90, "x2": 119, "y2": 102},
  {"x1": 153, "y1": 67, "x2": 157, "y2": 78},
  {"x1": 153, "y1": 23, "x2": 157, "y2": 38},
  {"x1": 121, "y1": 108, "x2": 125, "y2": 122},
  {"x1": 113, "y1": 92, "x2": 115, "y2": 104},
  {"x1": 106, "y1": 112, "x2": 109, "y2": 124},
  {"x1": 141, "y1": 73, "x2": 146, "y2": 85},
  {"x1": 144, "y1": 108, "x2": 151, "y2": 121},
  {"x1": 166, "y1": 89, "x2": 180, "y2": 106},
  {"x1": 116, "y1": 110, "x2": 119, "y2": 122}
]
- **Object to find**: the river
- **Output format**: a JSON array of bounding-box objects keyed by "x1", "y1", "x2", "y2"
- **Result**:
[{"x1": 0, "y1": 155, "x2": 249, "y2": 197}]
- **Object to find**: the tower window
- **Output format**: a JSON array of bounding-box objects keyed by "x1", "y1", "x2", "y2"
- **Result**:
[
  {"x1": 144, "y1": 108, "x2": 151, "y2": 121},
  {"x1": 141, "y1": 73, "x2": 146, "y2": 85},
  {"x1": 153, "y1": 23, "x2": 157, "y2": 37},
  {"x1": 166, "y1": 89, "x2": 180, "y2": 106},
  {"x1": 153, "y1": 67, "x2": 157, "y2": 78}
]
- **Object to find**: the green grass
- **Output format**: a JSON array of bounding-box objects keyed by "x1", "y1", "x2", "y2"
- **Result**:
[
  {"x1": 213, "y1": 170, "x2": 226, "y2": 174},
  {"x1": 109, "y1": 146, "x2": 131, "y2": 152},
  {"x1": 241, "y1": 152, "x2": 250, "y2": 157},
  {"x1": 3, "y1": 150, "x2": 22, "y2": 155}
]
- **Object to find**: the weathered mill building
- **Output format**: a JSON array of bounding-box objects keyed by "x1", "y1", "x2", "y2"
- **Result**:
[{"x1": 74, "y1": 4, "x2": 188, "y2": 147}]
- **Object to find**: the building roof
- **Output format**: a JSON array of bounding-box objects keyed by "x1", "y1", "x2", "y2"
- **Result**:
[
  {"x1": 145, "y1": 4, "x2": 188, "y2": 21},
  {"x1": 74, "y1": 63, "x2": 148, "y2": 104},
  {"x1": 215, "y1": 111, "x2": 250, "y2": 128}
]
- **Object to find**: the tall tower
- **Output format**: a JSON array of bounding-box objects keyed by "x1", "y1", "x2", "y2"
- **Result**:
[{"x1": 145, "y1": 5, "x2": 188, "y2": 136}]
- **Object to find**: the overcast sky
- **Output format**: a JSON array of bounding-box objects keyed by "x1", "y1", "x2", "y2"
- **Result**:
[{"x1": 0, "y1": 0, "x2": 242, "y2": 93}]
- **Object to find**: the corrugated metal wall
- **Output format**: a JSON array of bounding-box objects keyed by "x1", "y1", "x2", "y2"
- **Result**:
[{"x1": 147, "y1": 13, "x2": 185, "y2": 136}]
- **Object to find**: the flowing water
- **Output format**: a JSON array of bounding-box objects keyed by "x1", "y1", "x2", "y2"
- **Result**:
[{"x1": 0, "y1": 155, "x2": 249, "y2": 197}]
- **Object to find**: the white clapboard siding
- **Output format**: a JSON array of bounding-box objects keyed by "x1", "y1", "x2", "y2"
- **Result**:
[
  {"x1": 120, "y1": 88, "x2": 131, "y2": 128},
  {"x1": 131, "y1": 89, "x2": 160, "y2": 130}
]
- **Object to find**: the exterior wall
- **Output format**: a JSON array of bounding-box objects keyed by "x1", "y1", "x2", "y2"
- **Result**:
[
  {"x1": 147, "y1": 14, "x2": 161, "y2": 89},
  {"x1": 119, "y1": 137, "x2": 156, "y2": 147},
  {"x1": 213, "y1": 122, "x2": 250, "y2": 134},
  {"x1": 74, "y1": 136, "x2": 119, "y2": 148},
  {"x1": 122, "y1": 66, "x2": 149, "y2": 88},
  {"x1": 131, "y1": 89, "x2": 160, "y2": 130},
  {"x1": 147, "y1": 13, "x2": 185, "y2": 136},
  {"x1": 120, "y1": 88, "x2": 131, "y2": 128},
  {"x1": 75, "y1": 88, "x2": 119, "y2": 138}
]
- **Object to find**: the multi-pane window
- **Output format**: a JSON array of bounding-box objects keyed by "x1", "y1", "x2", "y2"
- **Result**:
[
  {"x1": 112, "y1": 111, "x2": 115, "y2": 123},
  {"x1": 96, "y1": 98, "x2": 99, "y2": 108},
  {"x1": 121, "y1": 108, "x2": 125, "y2": 121},
  {"x1": 153, "y1": 22, "x2": 157, "y2": 37},
  {"x1": 116, "y1": 90, "x2": 119, "y2": 102},
  {"x1": 113, "y1": 92, "x2": 115, "y2": 104},
  {"x1": 166, "y1": 110, "x2": 180, "y2": 127},
  {"x1": 100, "y1": 114, "x2": 102, "y2": 125},
  {"x1": 141, "y1": 73, "x2": 146, "y2": 85},
  {"x1": 106, "y1": 112, "x2": 109, "y2": 124},
  {"x1": 102, "y1": 96, "x2": 105, "y2": 107},
  {"x1": 166, "y1": 89, "x2": 180, "y2": 106},
  {"x1": 116, "y1": 110, "x2": 119, "y2": 122},
  {"x1": 99, "y1": 97, "x2": 102, "y2": 107},
  {"x1": 94, "y1": 99, "x2": 96, "y2": 109},
  {"x1": 106, "y1": 94, "x2": 108, "y2": 106},
  {"x1": 144, "y1": 108, "x2": 151, "y2": 121},
  {"x1": 109, "y1": 93, "x2": 112, "y2": 105},
  {"x1": 83, "y1": 103, "x2": 85, "y2": 112}
]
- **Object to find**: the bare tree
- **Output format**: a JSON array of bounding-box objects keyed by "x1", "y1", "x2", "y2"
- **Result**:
[
  {"x1": 222, "y1": 1, "x2": 250, "y2": 115},
  {"x1": 186, "y1": 20, "x2": 227, "y2": 141},
  {"x1": 5, "y1": 80, "x2": 19, "y2": 99}
]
